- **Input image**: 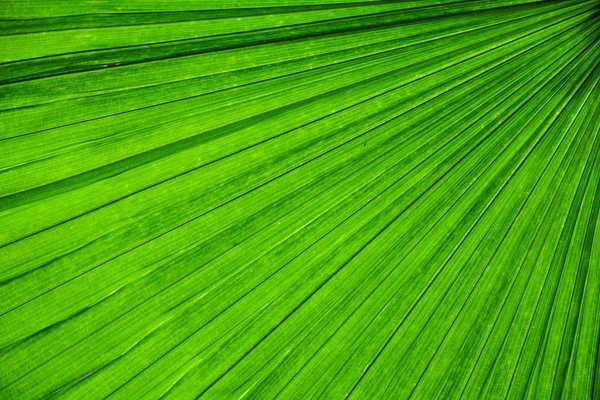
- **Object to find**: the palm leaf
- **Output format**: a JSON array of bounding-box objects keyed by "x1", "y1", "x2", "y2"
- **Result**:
[{"x1": 1, "y1": 0, "x2": 599, "y2": 399}]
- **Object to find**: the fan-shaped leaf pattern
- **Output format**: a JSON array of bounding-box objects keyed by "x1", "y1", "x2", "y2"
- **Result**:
[{"x1": 1, "y1": 1, "x2": 599, "y2": 399}]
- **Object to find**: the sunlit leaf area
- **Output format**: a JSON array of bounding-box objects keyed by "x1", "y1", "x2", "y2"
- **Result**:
[{"x1": 1, "y1": 1, "x2": 599, "y2": 399}]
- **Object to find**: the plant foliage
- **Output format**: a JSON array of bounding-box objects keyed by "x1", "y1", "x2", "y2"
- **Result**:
[{"x1": 1, "y1": 1, "x2": 599, "y2": 399}]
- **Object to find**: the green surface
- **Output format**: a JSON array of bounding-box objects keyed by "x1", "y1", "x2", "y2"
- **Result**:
[{"x1": 1, "y1": 1, "x2": 599, "y2": 399}]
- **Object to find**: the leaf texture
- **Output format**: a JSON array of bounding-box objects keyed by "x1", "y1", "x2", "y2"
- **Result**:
[{"x1": 1, "y1": 1, "x2": 599, "y2": 399}]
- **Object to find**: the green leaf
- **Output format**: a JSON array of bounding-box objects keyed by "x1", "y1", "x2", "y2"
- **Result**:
[{"x1": 1, "y1": 1, "x2": 599, "y2": 399}]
